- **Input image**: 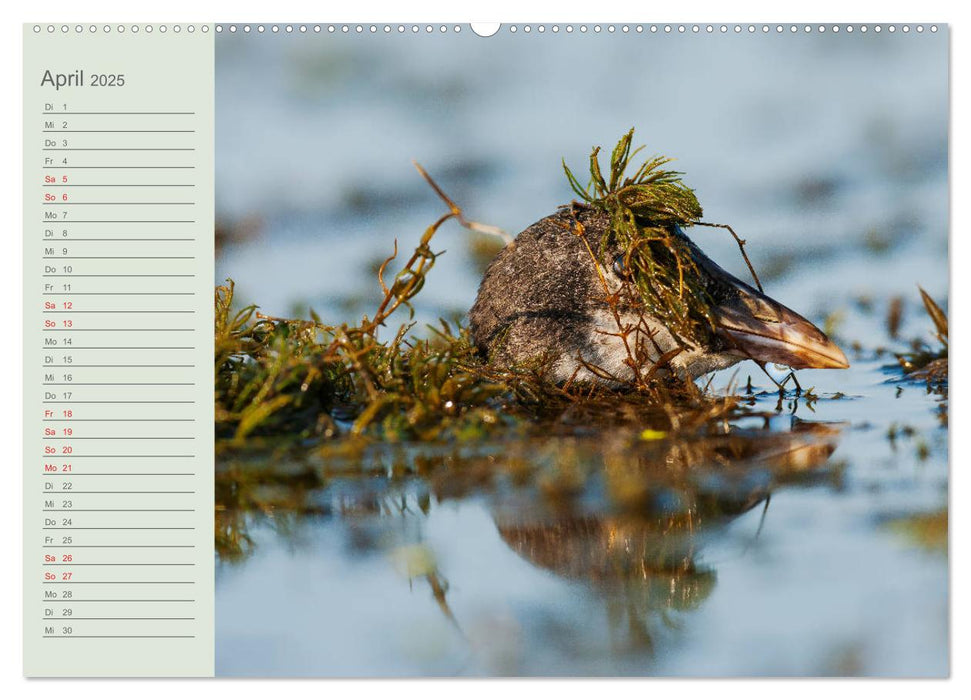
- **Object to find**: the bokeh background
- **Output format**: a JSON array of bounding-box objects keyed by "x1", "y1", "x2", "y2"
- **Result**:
[{"x1": 215, "y1": 25, "x2": 947, "y2": 339}]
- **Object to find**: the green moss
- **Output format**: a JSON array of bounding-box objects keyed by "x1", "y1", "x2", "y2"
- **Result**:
[
  {"x1": 563, "y1": 128, "x2": 714, "y2": 346},
  {"x1": 215, "y1": 281, "x2": 514, "y2": 446}
]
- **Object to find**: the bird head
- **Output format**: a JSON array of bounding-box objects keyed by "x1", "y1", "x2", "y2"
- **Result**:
[
  {"x1": 469, "y1": 207, "x2": 848, "y2": 385},
  {"x1": 604, "y1": 220, "x2": 849, "y2": 374},
  {"x1": 677, "y1": 227, "x2": 849, "y2": 371}
]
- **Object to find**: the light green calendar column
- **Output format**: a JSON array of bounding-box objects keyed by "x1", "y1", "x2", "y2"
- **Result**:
[{"x1": 23, "y1": 23, "x2": 215, "y2": 677}]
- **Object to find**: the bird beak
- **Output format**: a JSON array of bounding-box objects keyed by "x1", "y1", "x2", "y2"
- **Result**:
[{"x1": 711, "y1": 283, "x2": 849, "y2": 371}]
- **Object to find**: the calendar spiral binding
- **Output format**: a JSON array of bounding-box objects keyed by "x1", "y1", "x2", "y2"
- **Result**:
[{"x1": 33, "y1": 23, "x2": 941, "y2": 36}]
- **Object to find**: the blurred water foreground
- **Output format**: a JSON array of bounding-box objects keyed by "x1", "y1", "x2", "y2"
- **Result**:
[{"x1": 213, "y1": 27, "x2": 948, "y2": 676}]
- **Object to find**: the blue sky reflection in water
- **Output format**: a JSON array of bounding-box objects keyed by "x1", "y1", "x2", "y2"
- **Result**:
[{"x1": 214, "y1": 27, "x2": 948, "y2": 676}]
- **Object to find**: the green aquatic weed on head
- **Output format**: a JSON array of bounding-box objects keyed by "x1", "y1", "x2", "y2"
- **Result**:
[{"x1": 563, "y1": 128, "x2": 761, "y2": 348}]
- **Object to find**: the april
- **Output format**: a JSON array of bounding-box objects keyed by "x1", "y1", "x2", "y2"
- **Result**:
[{"x1": 40, "y1": 69, "x2": 83, "y2": 90}]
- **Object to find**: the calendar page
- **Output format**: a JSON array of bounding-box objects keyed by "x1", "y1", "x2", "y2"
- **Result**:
[{"x1": 21, "y1": 20, "x2": 950, "y2": 679}]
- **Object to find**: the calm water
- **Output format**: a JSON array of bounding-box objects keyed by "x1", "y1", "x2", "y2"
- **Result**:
[{"x1": 213, "y1": 28, "x2": 948, "y2": 676}]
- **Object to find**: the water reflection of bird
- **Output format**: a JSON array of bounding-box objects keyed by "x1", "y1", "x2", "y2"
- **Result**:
[
  {"x1": 493, "y1": 422, "x2": 841, "y2": 581},
  {"x1": 469, "y1": 205, "x2": 848, "y2": 385},
  {"x1": 491, "y1": 422, "x2": 842, "y2": 651}
]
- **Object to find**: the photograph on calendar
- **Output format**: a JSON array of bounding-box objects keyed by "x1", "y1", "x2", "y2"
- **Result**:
[{"x1": 211, "y1": 24, "x2": 948, "y2": 676}]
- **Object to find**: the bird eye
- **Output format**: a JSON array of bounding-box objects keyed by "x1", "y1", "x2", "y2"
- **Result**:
[{"x1": 612, "y1": 254, "x2": 632, "y2": 280}]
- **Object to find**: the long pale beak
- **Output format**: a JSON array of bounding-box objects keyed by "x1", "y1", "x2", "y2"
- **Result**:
[
  {"x1": 673, "y1": 224, "x2": 849, "y2": 371},
  {"x1": 712, "y1": 286, "x2": 849, "y2": 371}
]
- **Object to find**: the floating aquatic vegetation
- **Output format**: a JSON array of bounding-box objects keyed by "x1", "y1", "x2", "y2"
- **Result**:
[
  {"x1": 215, "y1": 281, "x2": 511, "y2": 446},
  {"x1": 896, "y1": 286, "x2": 948, "y2": 387}
]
